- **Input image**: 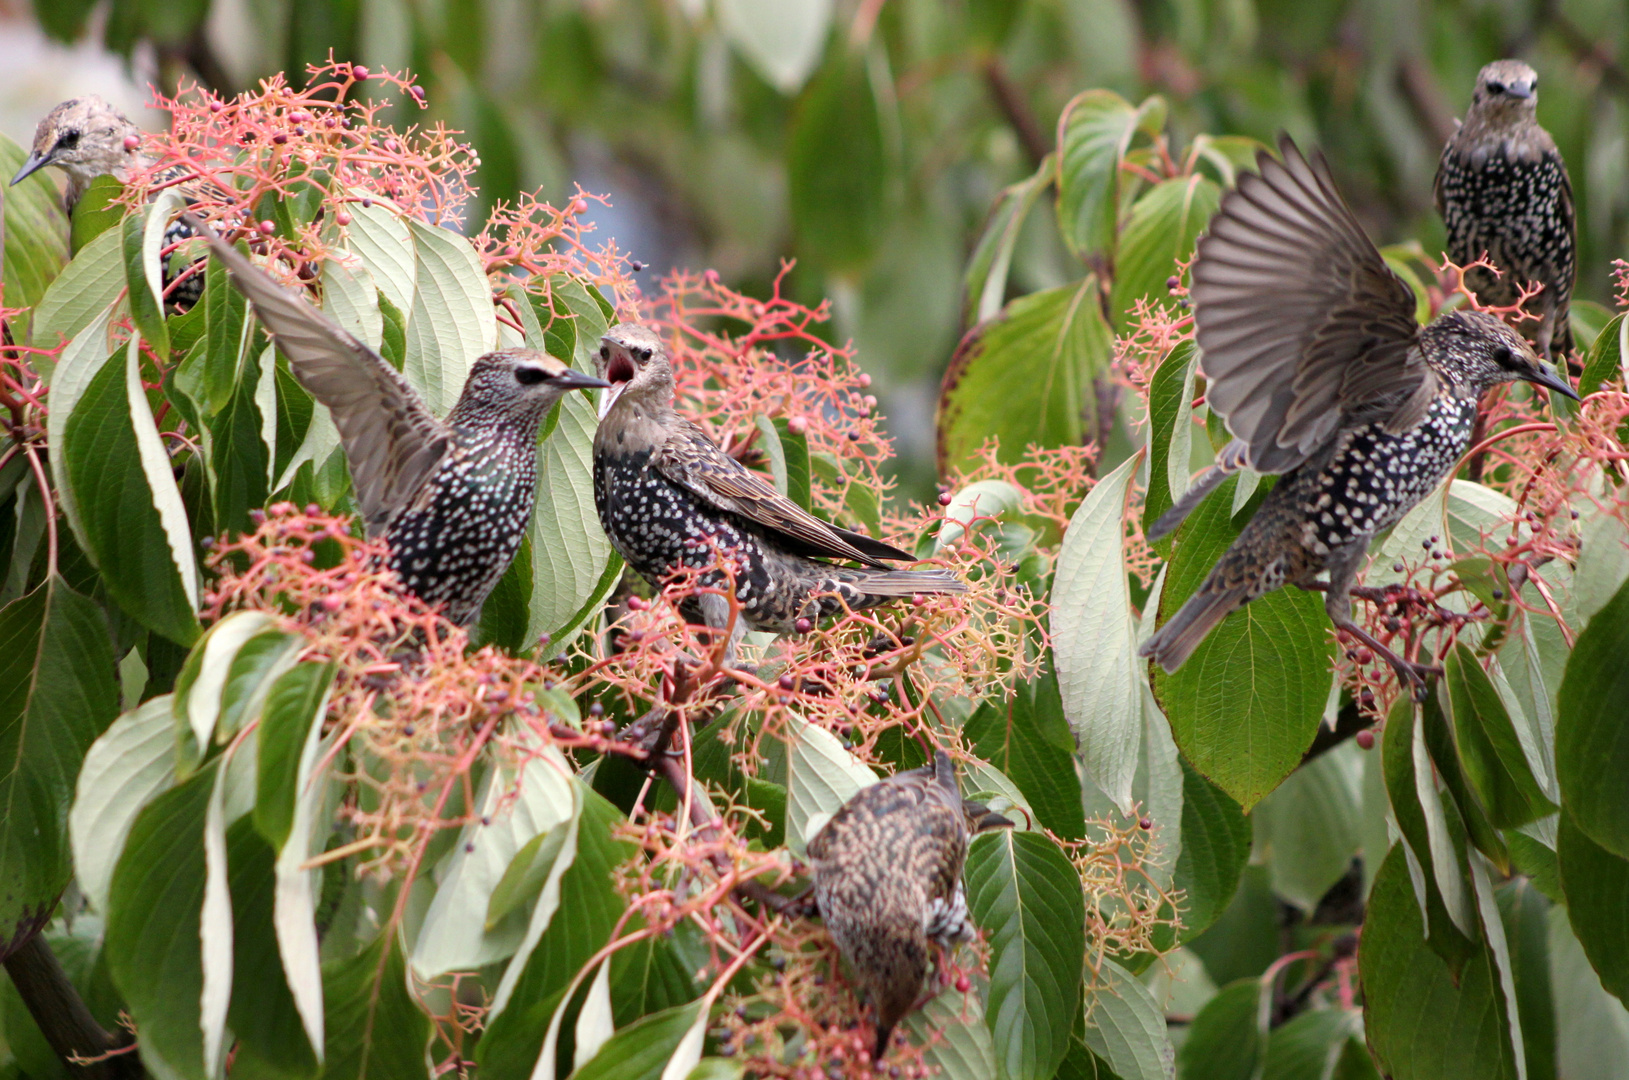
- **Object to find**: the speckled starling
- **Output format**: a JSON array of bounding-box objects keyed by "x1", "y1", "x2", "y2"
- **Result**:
[
  {"x1": 1435, "y1": 60, "x2": 1575, "y2": 359},
  {"x1": 805, "y1": 750, "x2": 1011, "y2": 1059},
  {"x1": 12, "y1": 95, "x2": 206, "y2": 308},
  {"x1": 1141, "y1": 136, "x2": 1576, "y2": 692},
  {"x1": 196, "y1": 223, "x2": 608, "y2": 626},
  {"x1": 591, "y1": 324, "x2": 966, "y2": 655}
]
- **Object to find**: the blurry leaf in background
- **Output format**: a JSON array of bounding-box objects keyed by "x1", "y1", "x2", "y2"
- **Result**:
[{"x1": 717, "y1": 0, "x2": 832, "y2": 96}]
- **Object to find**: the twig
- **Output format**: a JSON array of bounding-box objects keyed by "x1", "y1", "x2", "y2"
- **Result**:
[
  {"x1": 983, "y1": 59, "x2": 1049, "y2": 167},
  {"x1": 3, "y1": 932, "x2": 143, "y2": 1079}
]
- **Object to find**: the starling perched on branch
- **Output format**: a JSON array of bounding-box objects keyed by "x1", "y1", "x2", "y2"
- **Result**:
[
  {"x1": 1142, "y1": 136, "x2": 1576, "y2": 694},
  {"x1": 12, "y1": 95, "x2": 206, "y2": 308},
  {"x1": 591, "y1": 325, "x2": 965, "y2": 658},
  {"x1": 1435, "y1": 60, "x2": 1576, "y2": 359},
  {"x1": 194, "y1": 221, "x2": 608, "y2": 626},
  {"x1": 806, "y1": 750, "x2": 1012, "y2": 1059}
]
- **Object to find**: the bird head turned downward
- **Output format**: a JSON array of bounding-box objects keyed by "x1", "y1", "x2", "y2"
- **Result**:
[
  {"x1": 595, "y1": 324, "x2": 672, "y2": 420},
  {"x1": 451, "y1": 350, "x2": 608, "y2": 427},
  {"x1": 11, "y1": 95, "x2": 143, "y2": 194},
  {"x1": 1426, "y1": 309, "x2": 1578, "y2": 401}
]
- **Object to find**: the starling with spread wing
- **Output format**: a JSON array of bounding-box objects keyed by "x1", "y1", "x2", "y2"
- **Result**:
[
  {"x1": 195, "y1": 222, "x2": 607, "y2": 626},
  {"x1": 1141, "y1": 136, "x2": 1576, "y2": 694},
  {"x1": 806, "y1": 750, "x2": 1011, "y2": 1060},
  {"x1": 13, "y1": 96, "x2": 207, "y2": 308},
  {"x1": 1436, "y1": 60, "x2": 1575, "y2": 359},
  {"x1": 591, "y1": 324, "x2": 965, "y2": 654}
]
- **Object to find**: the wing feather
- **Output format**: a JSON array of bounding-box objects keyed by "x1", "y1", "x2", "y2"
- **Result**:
[
  {"x1": 193, "y1": 220, "x2": 450, "y2": 534},
  {"x1": 1191, "y1": 136, "x2": 1429, "y2": 474},
  {"x1": 653, "y1": 420, "x2": 913, "y2": 567}
]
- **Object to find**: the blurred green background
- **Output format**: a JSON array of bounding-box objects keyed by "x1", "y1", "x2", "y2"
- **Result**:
[{"x1": 14, "y1": 0, "x2": 1629, "y2": 493}]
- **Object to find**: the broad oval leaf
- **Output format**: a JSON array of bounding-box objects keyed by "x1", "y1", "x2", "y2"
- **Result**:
[
  {"x1": 1445, "y1": 644, "x2": 1555, "y2": 829},
  {"x1": 1173, "y1": 758, "x2": 1251, "y2": 942},
  {"x1": 1577, "y1": 311, "x2": 1625, "y2": 397},
  {"x1": 906, "y1": 982, "x2": 998, "y2": 1080},
  {"x1": 1253, "y1": 744, "x2": 1362, "y2": 912},
  {"x1": 966, "y1": 154, "x2": 1056, "y2": 324},
  {"x1": 1081, "y1": 958, "x2": 1176, "y2": 1080},
  {"x1": 123, "y1": 190, "x2": 188, "y2": 355},
  {"x1": 1108, "y1": 175, "x2": 1221, "y2": 333},
  {"x1": 0, "y1": 576, "x2": 119, "y2": 946},
  {"x1": 1359, "y1": 843, "x2": 1519, "y2": 1080},
  {"x1": 403, "y1": 218, "x2": 498, "y2": 416},
  {"x1": 936, "y1": 479, "x2": 1025, "y2": 554},
  {"x1": 32, "y1": 224, "x2": 125, "y2": 352},
  {"x1": 716, "y1": 0, "x2": 832, "y2": 95},
  {"x1": 320, "y1": 931, "x2": 431, "y2": 1080},
  {"x1": 0, "y1": 131, "x2": 69, "y2": 343},
  {"x1": 1150, "y1": 475, "x2": 1333, "y2": 809},
  {"x1": 785, "y1": 714, "x2": 878, "y2": 857},
  {"x1": 172, "y1": 610, "x2": 281, "y2": 759},
  {"x1": 1556, "y1": 810, "x2": 1629, "y2": 1005},
  {"x1": 1051, "y1": 452, "x2": 1143, "y2": 812},
  {"x1": 1548, "y1": 905, "x2": 1629, "y2": 1070},
  {"x1": 1556, "y1": 575, "x2": 1629, "y2": 859},
  {"x1": 527, "y1": 393, "x2": 616, "y2": 649},
  {"x1": 966, "y1": 830, "x2": 1086, "y2": 1080},
  {"x1": 937, "y1": 276, "x2": 1113, "y2": 477},
  {"x1": 1055, "y1": 90, "x2": 1166, "y2": 261},
  {"x1": 340, "y1": 198, "x2": 417, "y2": 314},
  {"x1": 1176, "y1": 979, "x2": 1263, "y2": 1080},
  {"x1": 71, "y1": 694, "x2": 178, "y2": 914},
  {"x1": 571, "y1": 1001, "x2": 705, "y2": 1080},
  {"x1": 254, "y1": 660, "x2": 336, "y2": 850}
]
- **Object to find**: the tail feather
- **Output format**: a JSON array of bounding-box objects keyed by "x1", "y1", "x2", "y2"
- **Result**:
[
  {"x1": 845, "y1": 568, "x2": 967, "y2": 597},
  {"x1": 1140, "y1": 579, "x2": 1253, "y2": 672},
  {"x1": 1149, "y1": 440, "x2": 1250, "y2": 541}
]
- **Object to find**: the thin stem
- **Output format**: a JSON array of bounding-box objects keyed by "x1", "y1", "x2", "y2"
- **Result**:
[{"x1": 22, "y1": 440, "x2": 57, "y2": 578}]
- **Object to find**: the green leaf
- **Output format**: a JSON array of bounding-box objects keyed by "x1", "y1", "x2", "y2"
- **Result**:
[
  {"x1": 1108, "y1": 175, "x2": 1220, "y2": 333},
  {"x1": 1253, "y1": 745, "x2": 1362, "y2": 912},
  {"x1": 0, "y1": 131, "x2": 69, "y2": 341},
  {"x1": 1547, "y1": 906, "x2": 1629, "y2": 1074},
  {"x1": 254, "y1": 661, "x2": 335, "y2": 850},
  {"x1": 340, "y1": 199, "x2": 417, "y2": 315},
  {"x1": 771, "y1": 416, "x2": 812, "y2": 512},
  {"x1": 1261, "y1": 1008, "x2": 1365, "y2": 1080},
  {"x1": 480, "y1": 787, "x2": 634, "y2": 1080},
  {"x1": 123, "y1": 191, "x2": 187, "y2": 355},
  {"x1": 320, "y1": 931, "x2": 431, "y2": 1080},
  {"x1": 105, "y1": 763, "x2": 215, "y2": 1080},
  {"x1": 1494, "y1": 878, "x2": 1555, "y2": 1080},
  {"x1": 1444, "y1": 645, "x2": 1555, "y2": 829},
  {"x1": 526, "y1": 393, "x2": 615, "y2": 650},
  {"x1": 1151, "y1": 475, "x2": 1334, "y2": 809},
  {"x1": 1556, "y1": 809, "x2": 1629, "y2": 1005},
  {"x1": 571, "y1": 1002, "x2": 704, "y2": 1080},
  {"x1": 787, "y1": 46, "x2": 895, "y2": 271},
  {"x1": 70, "y1": 694, "x2": 178, "y2": 913},
  {"x1": 1577, "y1": 311, "x2": 1625, "y2": 397},
  {"x1": 403, "y1": 218, "x2": 498, "y2": 415},
  {"x1": 31, "y1": 226, "x2": 124, "y2": 353},
  {"x1": 785, "y1": 714, "x2": 877, "y2": 857},
  {"x1": 487, "y1": 821, "x2": 572, "y2": 930},
  {"x1": 1176, "y1": 979, "x2": 1262, "y2": 1080},
  {"x1": 1050, "y1": 452, "x2": 1143, "y2": 811},
  {"x1": 1173, "y1": 758, "x2": 1251, "y2": 942},
  {"x1": 1358, "y1": 843, "x2": 1519, "y2": 1080},
  {"x1": 211, "y1": 344, "x2": 273, "y2": 538},
  {"x1": 199, "y1": 242, "x2": 254, "y2": 417},
  {"x1": 1080, "y1": 959, "x2": 1175, "y2": 1080},
  {"x1": 1055, "y1": 90, "x2": 1165, "y2": 262},
  {"x1": 966, "y1": 830, "x2": 1087, "y2": 1080},
  {"x1": 62, "y1": 336, "x2": 200, "y2": 644},
  {"x1": 1142, "y1": 341, "x2": 1198, "y2": 550},
  {"x1": 69, "y1": 174, "x2": 126, "y2": 252},
  {"x1": 935, "y1": 479, "x2": 1024, "y2": 554},
  {"x1": 1556, "y1": 574, "x2": 1629, "y2": 858},
  {"x1": 716, "y1": 0, "x2": 831, "y2": 94},
  {"x1": 937, "y1": 277, "x2": 1113, "y2": 476},
  {"x1": 966, "y1": 153, "x2": 1056, "y2": 324},
  {"x1": 173, "y1": 611, "x2": 282, "y2": 762},
  {"x1": 965, "y1": 670, "x2": 1086, "y2": 841},
  {"x1": 907, "y1": 983, "x2": 1000, "y2": 1080},
  {"x1": 413, "y1": 745, "x2": 576, "y2": 977},
  {"x1": 0, "y1": 576, "x2": 118, "y2": 944}
]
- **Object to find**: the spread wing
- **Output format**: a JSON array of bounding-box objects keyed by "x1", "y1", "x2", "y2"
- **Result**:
[
  {"x1": 1191, "y1": 136, "x2": 1431, "y2": 474},
  {"x1": 653, "y1": 419, "x2": 913, "y2": 567},
  {"x1": 193, "y1": 220, "x2": 450, "y2": 534}
]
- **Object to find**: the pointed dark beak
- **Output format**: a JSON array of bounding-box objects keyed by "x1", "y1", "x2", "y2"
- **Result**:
[
  {"x1": 1507, "y1": 80, "x2": 1535, "y2": 100},
  {"x1": 547, "y1": 368, "x2": 611, "y2": 390},
  {"x1": 10, "y1": 150, "x2": 51, "y2": 186},
  {"x1": 1526, "y1": 364, "x2": 1580, "y2": 401},
  {"x1": 977, "y1": 810, "x2": 1016, "y2": 832}
]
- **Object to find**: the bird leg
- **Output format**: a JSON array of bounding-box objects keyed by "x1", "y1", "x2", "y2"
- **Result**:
[
  {"x1": 1310, "y1": 548, "x2": 1442, "y2": 702},
  {"x1": 1327, "y1": 613, "x2": 1439, "y2": 702}
]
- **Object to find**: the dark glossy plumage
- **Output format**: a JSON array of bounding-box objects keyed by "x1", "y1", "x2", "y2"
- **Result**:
[
  {"x1": 591, "y1": 325, "x2": 965, "y2": 651},
  {"x1": 12, "y1": 96, "x2": 205, "y2": 308},
  {"x1": 806, "y1": 751, "x2": 1010, "y2": 1059},
  {"x1": 1142, "y1": 136, "x2": 1577, "y2": 690},
  {"x1": 1435, "y1": 60, "x2": 1575, "y2": 359},
  {"x1": 197, "y1": 223, "x2": 607, "y2": 625}
]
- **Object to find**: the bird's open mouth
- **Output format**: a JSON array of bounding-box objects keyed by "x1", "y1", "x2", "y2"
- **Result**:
[{"x1": 598, "y1": 354, "x2": 635, "y2": 419}]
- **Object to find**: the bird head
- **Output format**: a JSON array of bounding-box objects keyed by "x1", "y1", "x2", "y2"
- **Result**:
[
  {"x1": 595, "y1": 324, "x2": 672, "y2": 420},
  {"x1": 1469, "y1": 60, "x2": 1539, "y2": 116},
  {"x1": 452, "y1": 349, "x2": 609, "y2": 428},
  {"x1": 11, "y1": 95, "x2": 142, "y2": 191},
  {"x1": 1428, "y1": 309, "x2": 1578, "y2": 401}
]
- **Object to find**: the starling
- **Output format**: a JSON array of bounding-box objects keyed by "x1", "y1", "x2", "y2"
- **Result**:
[
  {"x1": 195, "y1": 222, "x2": 608, "y2": 626},
  {"x1": 805, "y1": 750, "x2": 1012, "y2": 1059},
  {"x1": 591, "y1": 325, "x2": 966, "y2": 657},
  {"x1": 1141, "y1": 136, "x2": 1576, "y2": 693},
  {"x1": 12, "y1": 95, "x2": 206, "y2": 309},
  {"x1": 1435, "y1": 60, "x2": 1575, "y2": 359}
]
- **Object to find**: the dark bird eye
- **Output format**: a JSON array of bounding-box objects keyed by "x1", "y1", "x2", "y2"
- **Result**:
[
  {"x1": 1487, "y1": 80, "x2": 1506, "y2": 94},
  {"x1": 515, "y1": 366, "x2": 547, "y2": 386},
  {"x1": 599, "y1": 344, "x2": 610, "y2": 360},
  {"x1": 639, "y1": 348, "x2": 652, "y2": 361},
  {"x1": 58, "y1": 129, "x2": 80, "y2": 148},
  {"x1": 1492, "y1": 346, "x2": 1517, "y2": 369}
]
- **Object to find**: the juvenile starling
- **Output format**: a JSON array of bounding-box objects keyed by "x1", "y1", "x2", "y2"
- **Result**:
[
  {"x1": 1435, "y1": 60, "x2": 1575, "y2": 359},
  {"x1": 591, "y1": 325, "x2": 965, "y2": 656},
  {"x1": 1141, "y1": 136, "x2": 1576, "y2": 693},
  {"x1": 196, "y1": 223, "x2": 607, "y2": 626},
  {"x1": 805, "y1": 750, "x2": 1011, "y2": 1059},
  {"x1": 12, "y1": 95, "x2": 205, "y2": 308}
]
